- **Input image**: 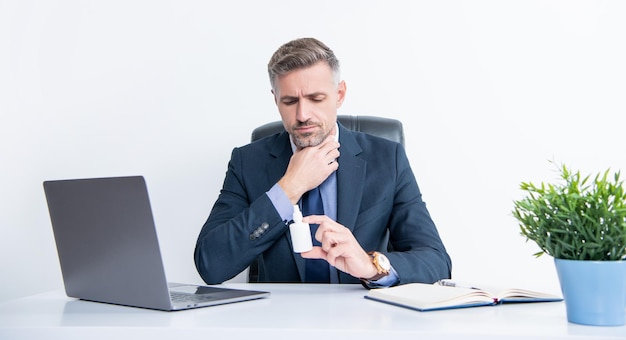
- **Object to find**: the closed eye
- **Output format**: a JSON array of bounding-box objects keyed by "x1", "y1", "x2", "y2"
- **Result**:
[
  {"x1": 309, "y1": 94, "x2": 326, "y2": 102},
  {"x1": 280, "y1": 93, "x2": 326, "y2": 105},
  {"x1": 281, "y1": 97, "x2": 298, "y2": 105}
]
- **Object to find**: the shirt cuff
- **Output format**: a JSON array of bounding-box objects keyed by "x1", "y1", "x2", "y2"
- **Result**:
[
  {"x1": 266, "y1": 183, "x2": 294, "y2": 222},
  {"x1": 362, "y1": 266, "x2": 400, "y2": 288}
]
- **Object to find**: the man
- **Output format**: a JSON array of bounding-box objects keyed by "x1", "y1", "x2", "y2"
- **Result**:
[{"x1": 194, "y1": 37, "x2": 451, "y2": 288}]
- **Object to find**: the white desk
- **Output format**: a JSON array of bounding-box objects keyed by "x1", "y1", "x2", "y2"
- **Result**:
[{"x1": 0, "y1": 283, "x2": 624, "y2": 339}]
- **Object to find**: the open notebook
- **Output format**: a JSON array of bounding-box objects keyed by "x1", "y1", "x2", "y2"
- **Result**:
[
  {"x1": 43, "y1": 176, "x2": 269, "y2": 311},
  {"x1": 365, "y1": 280, "x2": 562, "y2": 312}
]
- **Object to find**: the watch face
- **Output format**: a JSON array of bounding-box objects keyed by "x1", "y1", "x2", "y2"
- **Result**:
[{"x1": 377, "y1": 253, "x2": 391, "y2": 270}]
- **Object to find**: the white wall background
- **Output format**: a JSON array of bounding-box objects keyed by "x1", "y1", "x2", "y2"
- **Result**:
[{"x1": 2, "y1": 0, "x2": 625, "y2": 302}]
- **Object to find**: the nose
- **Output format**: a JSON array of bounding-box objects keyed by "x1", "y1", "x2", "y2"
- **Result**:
[{"x1": 295, "y1": 100, "x2": 312, "y2": 122}]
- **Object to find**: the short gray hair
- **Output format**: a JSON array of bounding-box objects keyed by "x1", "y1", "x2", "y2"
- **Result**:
[{"x1": 268, "y1": 37, "x2": 340, "y2": 91}]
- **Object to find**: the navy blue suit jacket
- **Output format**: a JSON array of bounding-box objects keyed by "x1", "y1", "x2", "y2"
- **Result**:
[{"x1": 195, "y1": 123, "x2": 451, "y2": 285}]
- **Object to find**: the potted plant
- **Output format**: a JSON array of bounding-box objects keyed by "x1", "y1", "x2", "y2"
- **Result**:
[{"x1": 512, "y1": 162, "x2": 626, "y2": 326}]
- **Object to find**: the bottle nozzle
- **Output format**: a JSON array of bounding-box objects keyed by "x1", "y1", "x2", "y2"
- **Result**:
[{"x1": 293, "y1": 204, "x2": 303, "y2": 223}]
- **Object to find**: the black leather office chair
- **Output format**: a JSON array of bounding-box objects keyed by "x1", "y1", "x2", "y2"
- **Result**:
[{"x1": 247, "y1": 115, "x2": 404, "y2": 282}]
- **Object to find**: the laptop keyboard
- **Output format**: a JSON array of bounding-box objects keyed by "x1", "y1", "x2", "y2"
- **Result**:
[{"x1": 170, "y1": 291, "x2": 218, "y2": 303}]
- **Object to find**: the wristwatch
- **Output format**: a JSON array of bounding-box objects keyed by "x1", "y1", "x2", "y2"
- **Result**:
[{"x1": 363, "y1": 251, "x2": 391, "y2": 282}]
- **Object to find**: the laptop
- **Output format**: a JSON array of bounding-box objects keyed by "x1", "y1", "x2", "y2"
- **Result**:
[{"x1": 43, "y1": 175, "x2": 269, "y2": 311}]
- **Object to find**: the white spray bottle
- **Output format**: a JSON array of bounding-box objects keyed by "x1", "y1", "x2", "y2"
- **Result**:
[{"x1": 290, "y1": 204, "x2": 313, "y2": 253}]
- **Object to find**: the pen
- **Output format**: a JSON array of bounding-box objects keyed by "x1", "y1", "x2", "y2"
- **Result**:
[{"x1": 436, "y1": 279, "x2": 480, "y2": 290}]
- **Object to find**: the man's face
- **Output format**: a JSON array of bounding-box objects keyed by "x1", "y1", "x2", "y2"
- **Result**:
[{"x1": 272, "y1": 61, "x2": 346, "y2": 149}]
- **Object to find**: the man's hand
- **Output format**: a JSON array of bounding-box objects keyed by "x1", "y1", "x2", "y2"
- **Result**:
[
  {"x1": 300, "y1": 215, "x2": 378, "y2": 279},
  {"x1": 278, "y1": 134, "x2": 340, "y2": 204}
]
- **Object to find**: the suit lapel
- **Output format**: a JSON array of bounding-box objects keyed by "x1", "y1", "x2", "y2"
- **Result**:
[
  {"x1": 266, "y1": 132, "x2": 292, "y2": 186},
  {"x1": 336, "y1": 124, "x2": 366, "y2": 233}
]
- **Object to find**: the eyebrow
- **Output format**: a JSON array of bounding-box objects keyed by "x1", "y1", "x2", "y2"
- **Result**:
[{"x1": 280, "y1": 92, "x2": 327, "y2": 102}]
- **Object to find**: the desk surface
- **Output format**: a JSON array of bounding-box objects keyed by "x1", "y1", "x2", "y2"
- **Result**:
[{"x1": 0, "y1": 283, "x2": 624, "y2": 339}]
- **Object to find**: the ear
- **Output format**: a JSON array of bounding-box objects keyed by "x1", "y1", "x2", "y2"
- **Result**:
[{"x1": 336, "y1": 80, "x2": 347, "y2": 108}]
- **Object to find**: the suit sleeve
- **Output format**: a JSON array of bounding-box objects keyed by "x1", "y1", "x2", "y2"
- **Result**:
[
  {"x1": 385, "y1": 145, "x2": 452, "y2": 284},
  {"x1": 194, "y1": 147, "x2": 289, "y2": 284}
]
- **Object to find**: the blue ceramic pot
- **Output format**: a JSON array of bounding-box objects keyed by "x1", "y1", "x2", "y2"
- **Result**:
[{"x1": 554, "y1": 258, "x2": 626, "y2": 326}]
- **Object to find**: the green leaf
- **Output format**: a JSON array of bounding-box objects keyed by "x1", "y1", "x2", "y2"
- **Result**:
[{"x1": 512, "y1": 161, "x2": 626, "y2": 261}]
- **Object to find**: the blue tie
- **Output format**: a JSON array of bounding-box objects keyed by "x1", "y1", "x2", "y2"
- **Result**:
[{"x1": 301, "y1": 187, "x2": 330, "y2": 283}]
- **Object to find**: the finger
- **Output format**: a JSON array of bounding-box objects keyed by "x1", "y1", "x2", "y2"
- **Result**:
[
  {"x1": 327, "y1": 150, "x2": 340, "y2": 165},
  {"x1": 320, "y1": 230, "x2": 350, "y2": 252},
  {"x1": 317, "y1": 138, "x2": 339, "y2": 154},
  {"x1": 301, "y1": 216, "x2": 348, "y2": 246},
  {"x1": 301, "y1": 216, "x2": 327, "y2": 240},
  {"x1": 302, "y1": 214, "x2": 330, "y2": 225},
  {"x1": 326, "y1": 146, "x2": 340, "y2": 157},
  {"x1": 300, "y1": 246, "x2": 326, "y2": 260},
  {"x1": 323, "y1": 143, "x2": 340, "y2": 158},
  {"x1": 323, "y1": 243, "x2": 347, "y2": 267}
]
